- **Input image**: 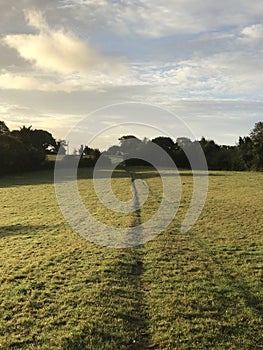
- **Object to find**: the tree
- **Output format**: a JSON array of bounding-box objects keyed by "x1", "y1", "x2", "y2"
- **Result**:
[
  {"x1": 152, "y1": 136, "x2": 175, "y2": 154},
  {"x1": 0, "y1": 123, "x2": 56, "y2": 173},
  {"x1": 83, "y1": 146, "x2": 101, "y2": 159},
  {"x1": 199, "y1": 137, "x2": 221, "y2": 169},
  {"x1": 216, "y1": 145, "x2": 244, "y2": 171},
  {"x1": 176, "y1": 137, "x2": 192, "y2": 149},
  {"x1": 11, "y1": 126, "x2": 56, "y2": 153},
  {"x1": 11, "y1": 125, "x2": 33, "y2": 146},
  {"x1": 150, "y1": 136, "x2": 176, "y2": 165},
  {"x1": 0, "y1": 134, "x2": 27, "y2": 174},
  {"x1": 238, "y1": 136, "x2": 255, "y2": 170},
  {"x1": 0, "y1": 121, "x2": 10, "y2": 135},
  {"x1": 79, "y1": 144, "x2": 84, "y2": 156},
  {"x1": 250, "y1": 122, "x2": 263, "y2": 145},
  {"x1": 118, "y1": 135, "x2": 142, "y2": 155},
  {"x1": 10, "y1": 126, "x2": 57, "y2": 169},
  {"x1": 106, "y1": 145, "x2": 121, "y2": 155},
  {"x1": 33, "y1": 129, "x2": 56, "y2": 153},
  {"x1": 250, "y1": 122, "x2": 263, "y2": 169},
  {"x1": 54, "y1": 140, "x2": 67, "y2": 155}
]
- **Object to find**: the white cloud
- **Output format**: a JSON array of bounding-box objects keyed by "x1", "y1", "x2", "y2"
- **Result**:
[
  {"x1": 25, "y1": 8, "x2": 48, "y2": 31},
  {"x1": 2, "y1": 10, "x2": 124, "y2": 75},
  {"x1": 0, "y1": 73, "x2": 43, "y2": 90},
  {"x1": 0, "y1": 71, "x2": 112, "y2": 92},
  {"x1": 125, "y1": 50, "x2": 263, "y2": 100},
  {"x1": 242, "y1": 24, "x2": 263, "y2": 40},
  {"x1": 0, "y1": 72, "x2": 73, "y2": 92}
]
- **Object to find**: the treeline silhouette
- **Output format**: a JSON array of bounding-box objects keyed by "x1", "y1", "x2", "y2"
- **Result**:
[{"x1": 0, "y1": 120, "x2": 262, "y2": 175}]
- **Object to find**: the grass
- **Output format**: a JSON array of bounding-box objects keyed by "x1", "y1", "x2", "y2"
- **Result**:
[{"x1": 0, "y1": 168, "x2": 262, "y2": 349}]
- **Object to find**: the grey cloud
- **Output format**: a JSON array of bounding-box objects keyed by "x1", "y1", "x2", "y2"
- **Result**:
[
  {"x1": 56, "y1": 0, "x2": 263, "y2": 38},
  {"x1": 0, "y1": 43, "x2": 32, "y2": 70},
  {"x1": 3, "y1": 0, "x2": 263, "y2": 38}
]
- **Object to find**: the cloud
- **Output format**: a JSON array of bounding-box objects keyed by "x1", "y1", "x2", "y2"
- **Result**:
[
  {"x1": 57, "y1": 0, "x2": 263, "y2": 38},
  {"x1": 126, "y1": 50, "x2": 263, "y2": 101},
  {"x1": 2, "y1": 10, "x2": 124, "y2": 75},
  {"x1": 241, "y1": 24, "x2": 263, "y2": 40},
  {"x1": 0, "y1": 0, "x2": 262, "y2": 149},
  {"x1": 0, "y1": 73, "x2": 42, "y2": 90},
  {"x1": 26, "y1": 8, "x2": 48, "y2": 31},
  {"x1": 0, "y1": 71, "x2": 110, "y2": 92}
]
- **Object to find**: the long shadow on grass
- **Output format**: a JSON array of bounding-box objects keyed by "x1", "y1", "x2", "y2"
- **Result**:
[
  {"x1": 0, "y1": 223, "x2": 60, "y2": 238},
  {"x1": 0, "y1": 167, "x2": 224, "y2": 188},
  {"x1": 61, "y1": 248, "x2": 150, "y2": 350},
  {"x1": 191, "y1": 234, "x2": 263, "y2": 317},
  {"x1": 91, "y1": 170, "x2": 150, "y2": 349},
  {"x1": 96, "y1": 248, "x2": 150, "y2": 350},
  {"x1": 115, "y1": 169, "x2": 150, "y2": 349},
  {"x1": 144, "y1": 231, "x2": 262, "y2": 348}
]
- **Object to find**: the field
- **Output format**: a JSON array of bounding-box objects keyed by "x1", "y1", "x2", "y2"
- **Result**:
[{"x1": 0, "y1": 168, "x2": 262, "y2": 349}]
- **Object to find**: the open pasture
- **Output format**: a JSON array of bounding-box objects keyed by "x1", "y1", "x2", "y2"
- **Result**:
[{"x1": 0, "y1": 168, "x2": 262, "y2": 349}]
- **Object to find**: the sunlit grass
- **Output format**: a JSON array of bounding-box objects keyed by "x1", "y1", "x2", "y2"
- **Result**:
[{"x1": 0, "y1": 169, "x2": 262, "y2": 349}]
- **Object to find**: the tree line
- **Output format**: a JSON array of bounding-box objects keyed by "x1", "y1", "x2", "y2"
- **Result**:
[
  {"x1": 106, "y1": 122, "x2": 263, "y2": 171},
  {"x1": 0, "y1": 120, "x2": 262, "y2": 175},
  {"x1": 0, "y1": 121, "x2": 62, "y2": 175}
]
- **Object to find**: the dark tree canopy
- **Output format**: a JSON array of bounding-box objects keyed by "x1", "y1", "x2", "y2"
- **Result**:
[
  {"x1": 152, "y1": 136, "x2": 175, "y2": 152},
  {"x1": 250, "y1": 122, "x2": 263, "y2": 144},
  {"x1": 0, "y1": 120, "x2": 262, "y2": 174},
  {"x1": 83, "y1": 146, "x2": 101, "y2": 158},
  {"x1": 0, "y1": 124, "x2": 58, "y2": 174},
  {"x1": 118, "y1": 135, "x2": 142, "y2": 155},
  {"x1": 106, "y1": 145, "x2": 121, "y2": 155},
  {"x1": 54, "y1": 140, "x2": 67, "y2": 155},
  {"x1": 118, "y1": 135, "x2": 139, "y2": 141},
  {"x1": 0, "y1": 134, "x2": 26, "y2": 174},
  {"x1": 0, "y1": 121, "x2": 10, "y2": 135},
  {"x1": 249, "y1": 122, "x2": 263, "y2": 169},
  {"x1": 11, "y1": 126, "x2": 56, "y2": 153}
]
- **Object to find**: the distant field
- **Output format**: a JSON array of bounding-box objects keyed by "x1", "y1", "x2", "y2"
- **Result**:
[
  {"x1": 46, "y1": 154, "x2": 64, "y2": 161},
  {"x1": 0, "y1": 168, "x2": 262, "y2": 349}
]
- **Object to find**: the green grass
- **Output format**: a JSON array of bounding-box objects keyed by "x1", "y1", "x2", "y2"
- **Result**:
[{"x1": 0, "y1": 168, "x2": 262, "y2": 349}]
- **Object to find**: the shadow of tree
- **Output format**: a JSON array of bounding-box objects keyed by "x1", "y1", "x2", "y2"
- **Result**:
[
  {"x1": 0, "y1": 167, "x2": 224, "y2": 188},
  {"x1": 0, "y1": 224, "x2": 59, "y2": 238}
]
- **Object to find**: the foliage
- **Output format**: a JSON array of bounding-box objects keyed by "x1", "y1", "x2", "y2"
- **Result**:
[
  {"x1": 52, "y1": 139, "x2": 67, "y2": 155},
  {"x1": 117, "y1": 131, "x2": 262, "y2": 171},
  {"x1": 106, "y1": 145, "x2": 121, "y2": 155},
  {"x1": 0, "y1": 123, "x2": 59, "y2": 174},
  {"x1": 11, "y1": 126, "x2": 56, "y2": 153},
  {"x1": 83, "y1": 146, "x2": 101, "y2": 159},
  {"x1": 0, "y1": 134, "x2": 27, "y2": 174},
  {"x1": 238, "y1": 137, "x2": 254, "y2": 170},
  {"x1": 250, "y1": 121, "x2": 263, "y2": 169},
  {"x1": 0, "y1": 120, "x2": 263, "y2": 174},
  {"x1": 0, "y1": 121, "x2": 10, "y2": 135},
  {"x1": 152, "y1": 136, "x2": 175, "y2": 154}
]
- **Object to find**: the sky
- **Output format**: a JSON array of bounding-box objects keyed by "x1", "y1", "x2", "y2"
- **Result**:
[{"x1": 0, "y1": 0, "x2": 263, "y2": 151}]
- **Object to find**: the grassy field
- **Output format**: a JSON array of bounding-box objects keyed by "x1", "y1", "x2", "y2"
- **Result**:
[{"x1": 0, "y1": 168, "x2": 262, "y2": 349}]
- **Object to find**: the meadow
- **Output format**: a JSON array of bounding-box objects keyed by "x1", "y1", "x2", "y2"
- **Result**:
[{"x1": 0, "y1": 168, "x2": 262, "y2": 349}]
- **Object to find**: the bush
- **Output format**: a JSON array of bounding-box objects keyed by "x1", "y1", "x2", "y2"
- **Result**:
[
  {"x1": 120, "y1": 158, "x2": 152, "y2": 167},
  {"x1": 0, "y1": 135, "x2": 28, "y2": 174}
]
